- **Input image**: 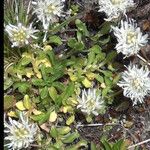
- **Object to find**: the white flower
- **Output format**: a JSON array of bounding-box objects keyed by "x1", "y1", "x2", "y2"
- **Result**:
[
  {"x1": 5, "y1": 23, "x2": 38, "y2": 47},
  {"x1": 77, "y1": 88, "x2": 105, "y2": 116},
  {"x1": 111, "y1": 19, "x2": 148, "y2": 57},
  {"x1": 118, "y1": 64, "x2": 150, "y2": 105},
  {"x1": 32, "y1": 0, "x2": 65, "y2": 30},
  {"x1": 4, "y1": 112, "x2": 38, "y2": 150},
  {"x1": 98, "y1": 0, "x2": 135, "y2": 21}
]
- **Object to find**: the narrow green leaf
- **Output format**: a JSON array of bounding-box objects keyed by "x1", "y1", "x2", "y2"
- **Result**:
[
  {"x1": 91, "y1": 142, "x2": 98, "y2": 150},
  {"x1": 102, "y1": 140, "x2": 112, "y2": 150},
  {"x1": 95, "y1": 75, "x2": 104, "y2": 83}
]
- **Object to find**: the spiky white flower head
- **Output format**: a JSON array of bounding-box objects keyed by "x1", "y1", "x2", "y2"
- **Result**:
[
  {"x1": 118, "y1": 64, "x2": 150, "y2": 105},
  {"x1": 111, "y1": 19, "x2": 148, "y2": 57},
  {"x1": 4, "y1": 112, "x2": 38, "y2": 150},
  {"x1": 32, "y1": 0, "x2": 65, "y2": 30},
  {"x1": 5, "y1": 23, "x2": 38, "y2": 47},
  {"x1": 98, "y1": 0, "x2": 135, "y2": 21},
  {"x1": 77, "y1": 88, "x2": 105, "y2": 116}
]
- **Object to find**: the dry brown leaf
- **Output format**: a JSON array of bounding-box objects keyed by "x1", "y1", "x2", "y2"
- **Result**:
[
  {"x1": 142, "y1": 20, "x2": 150, "y2": 31},
  {"x1": 40, "y1": 123, "x2": 50, "y2": 133}
]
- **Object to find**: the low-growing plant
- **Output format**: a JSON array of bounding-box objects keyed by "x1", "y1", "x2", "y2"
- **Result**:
[{"x1": 4, "y1": 0, "x2": 150, "y2": 149}]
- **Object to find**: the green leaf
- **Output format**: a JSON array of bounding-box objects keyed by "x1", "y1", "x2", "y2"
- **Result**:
[
  {"x1": 101, "y1": 140, "x2": 112, "y2": 150},
  {"x1": 66, "y1": 115, "x2": 75, "y2": 125},
  {"x1": 91, "y1": 33, "x2": 103, "y2": 41},
  {"x1": 75, "y1": 42, "x2": 85, "y2": 51},
  {"x1": 112, "y1": 139, "x2": 127, "y2": 150},
  {"x1": 50, "y1": 126, "x2": 58, "y2": 138},
  {"x1": 61, "y1": 82, "x2": 75, "y2": 104},
  {"x1": 71, "y1": 4, "x2": 79, "y2": 14},
  {"x1": 32, "y1": 78, "x2": 46, "y2": 86},
  {"x1": 52, "y1": 140, "x2": 64, "y2": 149},
  {"x1": 4, "y1": 95, "x2": 15, "y2": 110},
  {"x1": 77, "y1": 31, "x2": 82, "y2": 42},
  {"x1": 40, "y1": 65, "x2": 47, "y2": 81},
  {"x1": 31, "y1": 111, "x2": 51, "y2": 124},
  {"x1": 47, "y1": 50, "x2": 56, "y2": 66},
  {"x1": 30, "y1": 113, "x2": 45, "y2": 121},
  {"x1": 120, "y1": 140, "x2": 128, "y2": 150},
  {"x1": 68, "y1": 38, "x2": 77, "y2": 48},
  {"x1": 51, "y1": 82, "x2": 65, "y2": 91},
  {"x1": 13, "y1": 82, "x2": 31, "y2": 93},
  {"x1": 99, "y1": 36, "x2": 110, "y2": 45},
  {"x1": 67, "y1": 38, "x2": 85, "y2": 51},
  {"x1": 86, "y1": 115, "x2": 92, "y2": 122},
  {"x1": 49, "y1": 15, "x2": 78, "y2": 34},
  {"x1": 95, "y1": 75, "x2": 104, "y2": 83},
  {"x1": 45, "y1": 72, "x2": 64, "y2": 86},
  {"x1": 102, "y1": 87, "x2": 110, "y2": 97},
  {"x1": 62, "y1": 132, "x2": 80, "y2": 144},
  {"x1": 4, "y1": 78, "x2": 13, "y2": 90},
  {"x1": 91, "y1": 142, "x2": 98, "y2": 150},
  {"x1": 87, "y1": 51, "x2": 95, "y2": 65},
  {"x1": 40, "y1": 86, "x2": 48, "y2": 99},
  {"x1": 49, "y1": 87, "x2": 58, "y2": 101},
  {"x1": 95, "y1": 52, "x2": 106, "y2": 62},
  {"x1": 57, "y1": 126, "x2": 71, "y2": 135},
  {"x1": 66, "y1": 140, "x2": 87, "y2": 150},
  {"x1": 100, "y1": 70, "x2": 113, "y2": 77},
  {"x1": 75, "y1": 19, "x2": 89, "y2": 36},
  {"x1": 49, "y1": 35, "x2": 62, "y2": 45},
  {"x1": 104, "y1": 76, "x2": 112, "y2": 86},
  {"x1": 100, "y1": 22, "x2": 111, "y2": 35},
  {"x1": 89, "y1": 45, "x2": 102, "y2": 53},
  {"x1": 23, "y1": 95, "x2": 32, "y2": 109},
  {"x1": 20, "y1": 57, "x2": 31, "y2": 66},
  {"x1": 105, "y1": 51, "x2": 117, "y2": 63},
  {"x1": 113, "y1": 74, "x2": 121, "y2": 84}
]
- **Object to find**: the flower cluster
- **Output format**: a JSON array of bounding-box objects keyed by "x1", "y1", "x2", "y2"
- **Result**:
[
  {"x1": 4, "y1": 112, "x2": 38, "y2": 150},
  {"x1": 111, "y1": 19, "x2": 148, "y2": 57},
  {"x1": 106, "y1": 2, "x2": 150, "y2": 106},
  {"x1": 98, "y1": 0, "x2": 135, "y2": 21},
  {"x1": 77, "y1": 88, "x2": 105, "y2": 116},
  {"x1": 5, "y1": 23, "x2": 38, "y2": 47},
  {"x1": 117, "y1": 65, "x2": 150, "y2": 105},
  {"x1": 32, "y1": 0, "x2": 65, "y2": 30}
]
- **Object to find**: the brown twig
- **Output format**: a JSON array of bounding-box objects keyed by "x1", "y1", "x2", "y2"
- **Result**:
[
  {"x1": 137, "y1": 54, "x2": 150, "y2": 66},
  {"x1": 128, "y1": 138, "x2": 150, "y2": 149},
  {"x1": 76, "y1": 123, "x2": 117, "y2": 128}
]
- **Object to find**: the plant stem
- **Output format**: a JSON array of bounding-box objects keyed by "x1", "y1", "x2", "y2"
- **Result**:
[
  {"x1": 128, "y1": 139, "x2": 150, "y2": 149},
  {"x1": 137, "y1": 54, "x2": 150, "y2": 66}
]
